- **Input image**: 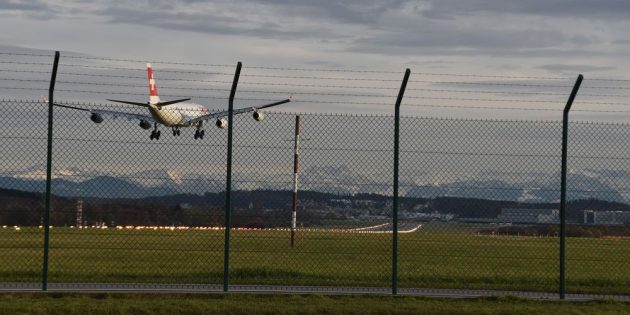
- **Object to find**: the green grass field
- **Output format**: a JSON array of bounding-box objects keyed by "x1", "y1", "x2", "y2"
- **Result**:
[
  {"x1": 0, "y1": 223, "x2": 629, "y2": 295},
  {"x1": 1, "y1": 293, "x2": 629, "y2": 315}
]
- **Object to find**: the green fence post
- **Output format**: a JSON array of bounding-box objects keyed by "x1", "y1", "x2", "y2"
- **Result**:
[
  {"x1": 224, "y1": 61, "x2": 242, "y2": 292},
  {"x1": 42, "y1": 51, "x2": 60, "y2": 291},
  {"x1": 393, "y1": 68, "x2": 411, "y2": 295},
  {"x1": 559, "y1": 74, "x2": 583, "y2": 299}
]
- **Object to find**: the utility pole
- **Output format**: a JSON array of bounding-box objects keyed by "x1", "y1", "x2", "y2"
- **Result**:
[{"x1": 291, "y1": 115, "x2": 301, "y2": 247}]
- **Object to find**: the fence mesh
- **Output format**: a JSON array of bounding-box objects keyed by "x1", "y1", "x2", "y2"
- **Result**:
[
  {"x1": 566, "y1": 122, "x2": 630, "y2": 295},
  {"x1": 0, "y1": 99, "x2": 47, "y2": 283},
  {"x1": 1, "y1": 51, "x2": 630, "y2": 297},
  {"x1": 43, "y1": 101, "x2": 226, "y2": 284},
  {"x1": 230, "y1": 113, "x2": 394, "y2": 287}
]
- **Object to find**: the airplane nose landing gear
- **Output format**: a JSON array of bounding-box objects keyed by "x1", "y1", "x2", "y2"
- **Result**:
[
  {"x1": 150, "y1": 130, "x2": 161, "y2": 140},
  {"x1": 172, "y1": 127, "x2": 181, "y2": 136}
]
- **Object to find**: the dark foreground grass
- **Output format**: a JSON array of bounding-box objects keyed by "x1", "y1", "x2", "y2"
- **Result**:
[{"x1": 0, "y1": 293, "x2": 629, "y2": 315}]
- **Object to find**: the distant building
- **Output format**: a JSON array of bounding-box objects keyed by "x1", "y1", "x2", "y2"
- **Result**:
[
  {"x1": 583, "y1": 210, "x2": 630, "y2": 225},
  {"x1": 400, "y1": 211, "x2": 453, "y2": 221},
  {"x1": 330, "y1": 199, "x2": 352, "y2": 206},
  {"x1": 76, "y1": 199, "x2": 83, "y2": 227},
  {"x1": 497, "y1": 208, "x2": 559, "y2": 224},
  {"x1": 354, "y1": 199, "x2": 378, "y2": 207}
]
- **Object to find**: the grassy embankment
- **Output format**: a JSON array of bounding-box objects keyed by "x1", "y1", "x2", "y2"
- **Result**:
[
  {"x1": 1, "y1": 293, "x2": 629, "y2": 315},
  {"x1": 0, "y1": 224, "x2": 628, "y2": 295}
]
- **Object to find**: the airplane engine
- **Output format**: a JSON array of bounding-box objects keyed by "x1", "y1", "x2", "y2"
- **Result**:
[
  {"x1": 253, "y1": 111, "x2": 265, "y2": 122},
  {"x1": 139, "y1": 120, "x2": 151, "y2": 130},
  {"x1": 90, "y1": 113, "x2": 103, "y2": 123},
  {"x1": 216, "y1": 118, "x2": 227, "y2": 129}
]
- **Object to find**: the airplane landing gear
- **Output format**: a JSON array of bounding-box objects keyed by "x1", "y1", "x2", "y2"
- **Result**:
[
  {"x1": 172, "y1": 127, "x2": 181, "y2": 136},
  {"x1": 194, "y1": 129, "x2": 205, "y2": 140},
  {"x1": 150, "y1": 123, "x2": 161, "y2": 140},
  {"x1": 193, "y1": 122, "x2": 204, "y2": 140},
  {"x1": 150, "y1": 130, "x2": 161, "y2": 140}
]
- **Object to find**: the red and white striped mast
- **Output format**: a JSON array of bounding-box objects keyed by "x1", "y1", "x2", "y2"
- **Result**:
[{"x1": 291, "y1": 115, "x2": 301, "y2": 247}]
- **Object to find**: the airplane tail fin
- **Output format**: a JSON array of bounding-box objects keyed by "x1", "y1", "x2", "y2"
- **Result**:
[
  {"x1": 147, "y1": 63, "x2": 160, "y2": 105},
  {"x1": 107, "y1": 64, "x2": 191, "y2": 109}
]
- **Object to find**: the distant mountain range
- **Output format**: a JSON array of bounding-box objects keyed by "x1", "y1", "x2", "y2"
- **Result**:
[
  {"x1": 0, "y1": 165, "x2": 627, "y2": 203},
  {"x1": 405, "y1": 173, "x2": 625, "y2": 203}
]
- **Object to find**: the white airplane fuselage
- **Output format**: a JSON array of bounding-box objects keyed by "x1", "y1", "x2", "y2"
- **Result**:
[{"x1": 148, "y1": 103, "x2": 209, "y2": 127}]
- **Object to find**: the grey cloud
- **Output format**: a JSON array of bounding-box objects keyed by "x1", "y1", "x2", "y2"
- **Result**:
[
  {"x1": 241, "y1": 0, "x2": 407, "y2": 24},
  {"x1": 0, "y1": 0, "x2": 58, "y2": 19},
  {"x1": 101, "y1": 6, "x2": 331, "y2": 40},
  {"x1": 350, "y1": 26, "x2": 569, "y2": 56},
  {"x1": 103, "y1": 0, "x2": 406, "y2": 28},
  {"x1": 0, "y1": 0, "x2": 408, "y2": 30},
  {"x1": 98, "y1": 1, "x2": 614, "y2": 59},
  {"x1": 538, "y1": 64, "x2": 616, "y2": 73},
  {"x1": 0, "y1": 0, "x2": 51, "y2": 11},
  {"x1": 0, "y1": 0, "x2": 626, "y2": 70},
  {"x1": 421, "y1": 0, "x2": 630, "y2": 20}
]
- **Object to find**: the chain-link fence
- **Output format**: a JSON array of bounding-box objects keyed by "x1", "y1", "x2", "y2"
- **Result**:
[
  {"x1": 399, "y1": 118, "x2": 563, "y2": 293},
  {"x1": 1, "y1": 51, "x2": 630, "y2": 298}
]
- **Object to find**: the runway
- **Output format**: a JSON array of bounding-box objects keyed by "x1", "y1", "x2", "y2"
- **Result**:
[{"x1": 1, "y1": 282, "x2": 628, "y2": 301}]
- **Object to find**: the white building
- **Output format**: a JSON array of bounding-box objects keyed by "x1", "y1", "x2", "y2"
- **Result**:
[
  {"x1": 583, "y1": 210, "x2": 630, "y2": 225},
  {"x1": 497, "y1": 208, "x2": 559, "y2": 224}
]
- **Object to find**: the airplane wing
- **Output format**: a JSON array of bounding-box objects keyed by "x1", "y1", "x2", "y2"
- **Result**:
[
  {"x1": 53, "y1": 103, "x2": 156, "y2": 123},
  {"x1": 185, "y1": 98, "x2": 291, "y2": 125},
  {"x1": 107, "y1": 98, "x2": 191, "y2": 109}
]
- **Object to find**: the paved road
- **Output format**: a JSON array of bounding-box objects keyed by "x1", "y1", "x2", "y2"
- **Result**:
[{"x1": 1, "y1": 283, "x2": 628, "y2": 301}]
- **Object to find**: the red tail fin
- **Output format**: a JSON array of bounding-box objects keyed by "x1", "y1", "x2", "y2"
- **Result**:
[{"x1": 147, "y1": 63, "x2": 160, "y2": 104}]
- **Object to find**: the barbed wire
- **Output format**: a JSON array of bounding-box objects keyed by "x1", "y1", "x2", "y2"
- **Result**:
[
  {"x1": 0, "y1": 61, "x2": 52, "y2": 66},
  {"x1": 59, "y1": 54, "x2": 235, "y2": 67},
  {"x1": 5, "y1": 51, "x2": 630, "y2": 83},
  {"x1": 400, "y1": 103, "x2": 559, "y2": 112},
  {"x1": 59, "y1": 64, "x2": 406, "y2": 81},
  {"x1": 587, "y1": 78, "x2": 630, "y2": 83},
  {"x1": 0, "y1": 52, "x2": 581, "y2": 80},
  {"x1": 0, "y1": 80, "x2": 573, "y2": 105},
  {"x1": 0, "y1": 52, "x2": 54, "y2": 57},
  {"x1": 0, "y1": 69, "x2": 50, "y2": 75},
  {"x1": 61, "y1": 63, "x2": 237, "y2": 76},
  {"x1": 4, "y1": 56, "x2": 630, "y2": 115},
  {"x1": 409, "y1": 80, "x2": 574, "y2": 88},
  {"x1": 399, "y1": 103, "x2": 630, "y2": 113},
  {"x1": 6, "y1": 69, "x2": 627, "y2": 94},
  {"x1": 4, "y1": 76, "x2": 630, "y2": 98},
  {"x1": 5, "y1": 92, "x2": 630, "y2": 113},
  {"x1": 0, "y1": 77, "x2": 620, "y2": 99}
]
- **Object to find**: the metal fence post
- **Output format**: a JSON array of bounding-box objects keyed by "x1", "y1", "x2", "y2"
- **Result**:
[
  {"x1": 224, "y1": 61, "x2": 242, "y2": 292},
  {"x1": 393, "y1": 68, "x2": 411, "y2": 295},
  {"x1": 560, "y1": 74, "x2": 583, "y2": 299},
  {"x1": 42, "y1": 51, "x2": 60, "y2": 291}
]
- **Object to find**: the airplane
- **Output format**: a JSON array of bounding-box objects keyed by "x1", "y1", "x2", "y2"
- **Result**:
[{"x1": 54, "y1": 63, "x2": 292, "y2": 140}]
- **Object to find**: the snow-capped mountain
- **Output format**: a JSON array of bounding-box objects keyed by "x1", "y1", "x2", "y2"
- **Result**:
[
  {"x1": 1, "y1": 165, "x2": 629, "y2": 202},
  {"x1": 12, "y1": 165, "x2": 102, "y2": 181},
  {"x1": 405, "y1": 172, "x2": 625, "y2": 203}
]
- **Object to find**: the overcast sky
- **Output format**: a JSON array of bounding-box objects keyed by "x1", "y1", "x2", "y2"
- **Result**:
[
  {"x1": 1, "y1": 0, "x2": 630, "y2": 121},
  {"x1": 0, "y1": 0, "x2": 629, "y2": 76}
]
